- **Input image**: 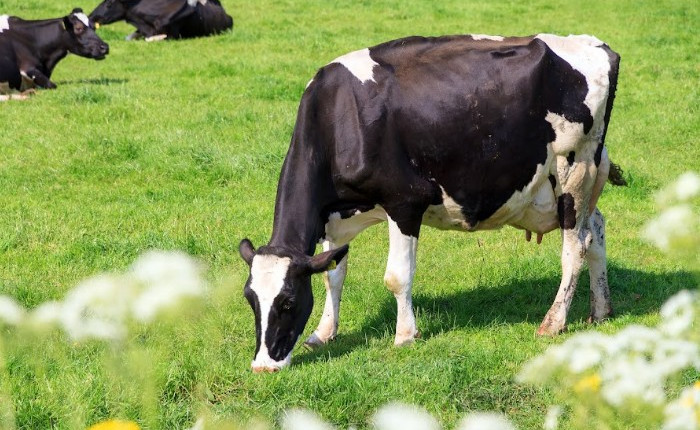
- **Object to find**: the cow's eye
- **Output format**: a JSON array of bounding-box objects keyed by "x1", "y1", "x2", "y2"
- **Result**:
[{"x1": 74, "y1": 25, "x2": 85, "y2": 35}]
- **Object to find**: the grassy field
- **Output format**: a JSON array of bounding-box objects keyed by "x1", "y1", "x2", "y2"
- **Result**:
[{"x1": 0, "y1": 0, "x2": 698, "y2": 428}]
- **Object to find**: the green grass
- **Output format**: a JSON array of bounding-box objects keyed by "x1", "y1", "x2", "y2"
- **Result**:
[{"x1": 0, "y1": 0, "x2": 698, "y2": 428}]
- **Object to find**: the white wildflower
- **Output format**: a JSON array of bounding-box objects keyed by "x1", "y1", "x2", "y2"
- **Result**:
[
  {"x1": 599, "y1": 355, "x2": 667, "y2": 406},
  {"x1": 0, "y1": 295, "x2": 25, "y2": 325},
  {"x1": 372, "y1": 403, "x2": 440, "y2": 430},
  {"x1": 59, "y1": 275, "x2": 132, "y2": 341},
  {"x1": 657, "y1": 172, "x2": 700, "y2": 205},
  {"x1": 130, "y1": 250, "x2": 205, "y2": 322},
  {"x1": 662, "y1": 382, "x2": 700, "y2": 430},
  {"x1": 544, "y1": 405, "x2": 562, "y2": 430},
  {"x1": 456, "y1": 412, "x2": 516, "y2": 430},
  {"x1": 29, "y1": 301, "x2": 63, "y2": 326},
  {"x1": 642, "y1": 205, "x2": 695, "y2": 251},
  {"x1": 281, "y1": 409, "x2": 335, "y2": 430},
  {"x1": 659, "y1": 290, "x2": 697, "y2": 336}
]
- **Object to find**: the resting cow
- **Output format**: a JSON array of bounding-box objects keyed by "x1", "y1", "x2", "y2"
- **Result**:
[
  {"x1": 239, "y1": 34, "x2": 626, "y2": 372},
  {"x1": 89, "y1": 0, "x2": 233, "y2": 40},
  {"x1": 0, "y1": 9, "x2": 108, "y2": 97}
]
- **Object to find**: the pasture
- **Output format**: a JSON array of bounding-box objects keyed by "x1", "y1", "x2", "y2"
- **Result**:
[{"x1": 0, "y1": 0, "x2": 698, "y2": 428}]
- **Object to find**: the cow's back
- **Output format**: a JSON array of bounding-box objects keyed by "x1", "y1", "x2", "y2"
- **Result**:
[{"x1": 303, "y1": 34, "x2": 618, "y2": 230}]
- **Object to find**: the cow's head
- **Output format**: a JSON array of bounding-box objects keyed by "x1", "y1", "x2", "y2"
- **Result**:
[
  {"x1": 63, "y1": 9, "x2": 109, "y2": 59},
  {"x1": 89, "y1": 0, "x2": 129, "y2": 26},
  {"x1": 239, "y1": 239, "x2": 349, "y2": 372}
]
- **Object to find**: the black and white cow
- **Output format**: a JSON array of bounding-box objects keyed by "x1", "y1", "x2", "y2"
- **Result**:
[
  {"x1": 0, "y1": 9, "x2": 108, "y2": 97},
  {"x1": 88, "y1": 0, "x2": 233, "y2": 41},
  {"x1": 239, "y1": 34, "x2": 626, "y2": 372}
]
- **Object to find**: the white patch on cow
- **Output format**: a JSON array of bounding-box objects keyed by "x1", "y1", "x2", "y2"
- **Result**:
[
  {"x1": 0, "y1": 15, "x2": 10, "y2": 33},
  {"x1": 331, "y1": 48, "x2": 379, "y2": 84},
  {"x1": 249, "y1": 254, "x2": 292, "y2": 370},
  {"x1": 385, "y1": 216, "x2": 419, "y2": 345},
  {"x1": 323, "y1": 206, "x2": 386, "y2": 244},
  {"x1": 545, "y1": 111, "x2": 586, "y2": 155},
  {"x1": 423, "y1": 186, "x2": 472, "y2": 230},
  {"x1": 73, "y1": 12, "x2": 90, "y2": 27},
  {"x1": 536, "y1": 34, "x2": 611, "y2": 123},
  {"x1": 470, "y1": 34, "x2": 505, "y2": 41}
]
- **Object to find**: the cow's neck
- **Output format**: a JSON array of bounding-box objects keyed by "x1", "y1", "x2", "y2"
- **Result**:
[
  {"x1": 14, "y1": 20, "x2": 68, "y2": 74},
  {"x1": 268, "y1": 138, "x2": 331, "y2": 256}
]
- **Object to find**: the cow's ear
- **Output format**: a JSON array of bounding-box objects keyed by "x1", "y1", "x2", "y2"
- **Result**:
[
  {"x1": 306, "y1": 245, "x2": 349, "y2": 274},
  {"x1": 239, "y1": 239, "x2": 256, "y2": 266}
]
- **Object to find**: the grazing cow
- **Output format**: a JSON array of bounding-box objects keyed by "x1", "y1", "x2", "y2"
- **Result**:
[
  {"x1": 239, "y1": 34, "x2": 626, "y2": 372},
  {"x1": 0, "y1": 9, "x2": 108, "y2": 96},
  {"x1": 88, "y1": 0, "x2": 233, "y2": 40}
]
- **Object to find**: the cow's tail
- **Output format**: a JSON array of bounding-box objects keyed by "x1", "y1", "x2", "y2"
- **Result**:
[{"x1": 607, "y1": 161, "x2": 627, "y2": 186}]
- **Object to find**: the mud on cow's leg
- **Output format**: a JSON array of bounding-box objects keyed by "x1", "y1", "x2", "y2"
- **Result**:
[
  {"x1": 304, "y1": 240, "x2": 349, "y2": 349},
  {"x1": 586, "y1": 208, "x2": 613, "y2": 323},
  {"x1": 384, "y1": 214, "x2": 421, "y2": 346}
]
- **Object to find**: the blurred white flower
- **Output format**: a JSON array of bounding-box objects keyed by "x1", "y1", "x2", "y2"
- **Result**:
[
  {"x1": 30, "y1": 301, "x2": 63, "y2": 326},
  {"x1": 372, "y1": 403, "x2": 440, "y2": 430},
  {"x1": 642, "y1": 205, "x2": 696, "y2": 251},
  {"x1": 16, "y1": 251, "x2": 205, "y2": 342},
  {"x1": 456, "y1": 412, "x2": 516, "y2": 430},
  {"x1": 130, "y1": 250, "x2": 205, "y2": 322},
  {"x1": 59, "y1": 275, "x2": 132, "y2": 341},
  {"x1": 659, "y1": 290, "x2": 697, "y2": 336},
  {"x1": 662, "y1": 382, "x2": 700, "y2": 430},
  {"x1": 656, "y1": 172, "x2": 700, "y2": 206},
  {"x1": 188, "y1": 417, "x2": 206, "y2": 430},
  {"x1": 281, "y1": 409, "x2": 335, "y2": 430},
  {"x1": 544, "y1": 405, "x2": 562, "y2": 430},
  {"x1": 0, "y1": 295, "x2": 25, "y2": 326}
]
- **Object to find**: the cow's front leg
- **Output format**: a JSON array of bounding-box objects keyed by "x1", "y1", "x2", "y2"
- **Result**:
[
  {"x1": 384, "y1": 216, "x2": 420, "y2": 345},
  {"x1": 21, "y1": 68, "x2": 55, "y2": 89},
  {"x1": 304, "y1": 240, "x2": 349, "y2": 349}
]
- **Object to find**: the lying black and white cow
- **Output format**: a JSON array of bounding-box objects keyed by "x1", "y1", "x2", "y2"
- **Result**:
[
  {"x1": 239, "y1": 34, "x2": 625, "y2": 372},
  {"x1": 89, "y1": 0, "x2": 233, "y2": 41},
  {"x1": 0, "y1": 9, "x2": 108, "y2": 97}
]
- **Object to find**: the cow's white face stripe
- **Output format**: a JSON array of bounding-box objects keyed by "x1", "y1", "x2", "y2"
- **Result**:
[
  {"x1": 0, "y1": 15, "x2": 10, "y2": 33},
  {"x1": 249, "y1": 254, "x2": 291, "y2": 368},
  {"x1": 332, "y1": 48, "x2": 378, "y2": 84},
  {"x1": 74, "y1": 12, "x2": 90, "y2": 27},
  {"x1": 536, "y1": 34, "x2": 611, "y2": 121},
  {"x1": 471, "y1": 34, "x2": 504, "y2": 41}
]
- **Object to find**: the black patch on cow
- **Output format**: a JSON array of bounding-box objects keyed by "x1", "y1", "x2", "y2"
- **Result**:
[
  {"x1": 548, "y1": 174, "x2": 557, "y2": 191},
  {"x1": 491, "y1": 49, "x2": 517, "y2": 58},
  {"x1": 543, "y1": 45, "x2": 593, "y2": 134},
  {"x1": 567, "y1": 151, "x2": 576, "y2": 165},
  {"x1": 243, "y1": 285, "x2": 262, "y2": 357},
  {"x1": 595, "y1": 46, "x2": 621, "y2": 167},
  {"x1": 557, "y1": 193, "x2": 577, "y2": 229}
]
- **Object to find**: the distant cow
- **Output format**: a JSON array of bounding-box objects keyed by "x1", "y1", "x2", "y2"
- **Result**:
[
  {"x1": 89, "y1": 0, "x2": 233, "y2": 40},
  {"x1": 0, "y1": 9, "x2": 108, "y2": 96},
  {"x1": 239, "y1": 34, "x2": 626, "y2": 372}
]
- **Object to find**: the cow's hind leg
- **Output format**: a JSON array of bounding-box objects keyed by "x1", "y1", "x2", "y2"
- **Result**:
[
  {"x1": 384, "y1": 215, "x2": 420, "y2": 345},
  {"x1": 586, "y1": 208, "x2": 613, "y2": 322},
  {"x1": 538, "y1": 160, "x2": 594, "y2": 335},
  {"x1": 304, "y1": 240, "x2": 349, "y2": 349}
]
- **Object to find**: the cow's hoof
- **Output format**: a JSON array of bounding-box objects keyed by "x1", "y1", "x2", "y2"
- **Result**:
[
  {"x1": 536, "y1": 323, "x2": 566, "y2": 336},
  {"x1": 251, "y1": 366, "x2": 280, "y2": 374},
  {"x1": 394, "y1": 330, "x2": 421, "y2": 346},
  {"x1": 586, "y1": 311, "x2": 613, "y2": 324},
  {"x1": 303, "y1": 332, "x2": 333, "y2": 350}
]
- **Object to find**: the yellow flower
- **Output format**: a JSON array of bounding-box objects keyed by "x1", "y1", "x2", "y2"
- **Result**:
[
  {"x1": 574, "y1": 373, "x2": 602, "y2": 393},
  {"x1": 87, "y1": 420, "x2": 140, "y2": 430}
]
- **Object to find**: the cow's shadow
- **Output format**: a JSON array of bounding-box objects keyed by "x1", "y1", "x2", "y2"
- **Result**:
[
  {"x1": 295, "y1": 263, "x2": 696, "y2": 364},
  {"x1": 56, "y1": 78, "x2": 129, "y2": 86}
]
